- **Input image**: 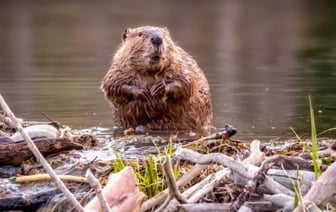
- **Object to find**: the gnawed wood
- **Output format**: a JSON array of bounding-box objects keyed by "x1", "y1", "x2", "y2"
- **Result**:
[
  {"x1": 0, "y1": 137, "x2": 83, "y2": 166},
  {"x1": 84, "y1": 166, "x2": 145, "y2": 212},
  {"x1": 16, "y1": 174, "x2": 88, "y2": 184},
  {"x1": 86, "y1": 169, "x2": 110, "y2": 212},
  {"x1": 243, "y1": 140, "x2": 265, "y2": 166}
]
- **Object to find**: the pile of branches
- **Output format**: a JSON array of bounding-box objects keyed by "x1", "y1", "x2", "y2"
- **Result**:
[{"x1": 1, "y1": 93, "x2": 336, "y2": 211}]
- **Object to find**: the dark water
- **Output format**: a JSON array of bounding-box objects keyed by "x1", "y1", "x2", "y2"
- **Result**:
[{"x1": 0, "y1": 0, "x2": 336, "y2": 141}]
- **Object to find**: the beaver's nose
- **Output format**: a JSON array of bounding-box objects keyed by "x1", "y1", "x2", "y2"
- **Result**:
[{"x1": 150, "y1": 36, "x2": 162, "y2": 46}]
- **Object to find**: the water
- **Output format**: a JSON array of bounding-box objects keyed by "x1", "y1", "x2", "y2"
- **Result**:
[{"x1": 1, "y1": 0, "x2": 336, "y2": 141}]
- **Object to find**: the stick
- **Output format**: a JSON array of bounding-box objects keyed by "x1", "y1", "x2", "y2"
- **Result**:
[
  {"x1": 231, "y1": 158, "x2": 272, "y2": 211},
  {"x1": 16, "y1": 174, "x2": 89, "y2": 184},
  {"x1": 182, "y1": 126, "x2": 235, "y2": 148},
  {"x1": 177, "y1": 203, "x2": 232, "y2": 212},
  {"x1": 175, "y1": 148, "x2": 294, "y2": 197},
  {"x1": 187, "y1": 168, "x2": 230, "y2": 203},
  {"x1": 141, "y1": 164, "x2": 208, "y2": 211},
  {"x1": 154, "y1": 156, "x2": 187, "y2": 212},
  {"x1": 174, "y1": 148, "x2": 255, "y2": 179},
  {"x1": 0, "y1": 94, "x2": 84, "y2": 212},
  {"x1": 86, "y1": 169, "x2": 110, "y2": 212},
  {"x1": 163, "y1": 156, "x2": 187, "y2": 203},
  {"x1": 164, "y1": 168, "x2": 231, "y2": 211}
]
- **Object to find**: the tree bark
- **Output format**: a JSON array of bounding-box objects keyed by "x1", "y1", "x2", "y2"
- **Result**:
[{"x1": 0, "y1": 137, "x2": 83, "y2": 166}]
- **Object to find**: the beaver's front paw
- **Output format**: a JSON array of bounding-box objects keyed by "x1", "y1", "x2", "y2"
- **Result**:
[
  {"x1": 151, "y1": 80, "x2": 187, "y2": 102},
  {"x1": 119, "y1": 85, "x2": 150, "y2": 102},
  {"x1": 165, "y1": 81, "x2": 184, "y2": 100},
  {"x1": 132, "y1": 87, "x2": 151, "y2": 102},
  {"x1": 150, "y1": 80, "x2": 167, "y2": 97}
]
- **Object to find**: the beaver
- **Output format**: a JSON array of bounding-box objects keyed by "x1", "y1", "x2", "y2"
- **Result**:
[{"x1": 101, "y1": 26, "x2": 213, "y2": 130}]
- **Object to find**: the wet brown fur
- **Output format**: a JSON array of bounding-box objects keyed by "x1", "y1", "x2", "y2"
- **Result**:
[{"x1": 101, "y1": 26, "x2": 213, "y2": 130}]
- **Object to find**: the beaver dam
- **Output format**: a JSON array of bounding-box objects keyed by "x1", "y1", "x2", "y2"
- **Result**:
[{"x1": 1, "y1": 95, "x2": 336, "y2": 212}]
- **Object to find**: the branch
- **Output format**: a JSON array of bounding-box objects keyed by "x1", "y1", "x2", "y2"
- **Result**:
[
  {"x1": 183, "y1": 124, "x2": 236, "y2": 148},
  {"x1": 154, "y1": 156, "x2": 187, "y2": 212},
  {"x1": 163, "y1": 156, "x2": 187, "y2": 203},
  {"x1": 187, "y1": 168, "x2": 231, "y2": 203},
  {"x1": 164, "y1": 168, "x2": 231, "y2": 211},
  {"x1": 175, "y1": 148, "x2": 294, "y2": 198},
  {"x1": 86, "y1": 169, "x2": 110, "y2": 212},
  {"x1": 16, "y1": 174, "x2": 88, "y2": 184},
  {"x1": 174, "y1": 148, "x2": 255, "y2": 179},
  {"x1": 141, "y1": 164, "x2": 208, "y2": 211}
]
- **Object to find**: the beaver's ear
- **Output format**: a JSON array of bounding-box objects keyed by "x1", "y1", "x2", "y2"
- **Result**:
[{"x1": 122, "y1": 28, "x2": 130, "y2": 42}]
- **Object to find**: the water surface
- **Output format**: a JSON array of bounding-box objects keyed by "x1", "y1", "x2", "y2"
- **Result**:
[{"x1": 1, "y1": 0, "x2": 336, "y2": 141}]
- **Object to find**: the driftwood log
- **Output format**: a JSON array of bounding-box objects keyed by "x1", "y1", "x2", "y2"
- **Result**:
[{"x1": 0, "y1": 137, "x2": 83, "y2": 166}]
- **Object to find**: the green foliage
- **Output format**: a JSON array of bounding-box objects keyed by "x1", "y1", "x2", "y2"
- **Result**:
[
  {"x1": 136, "y1": 155, "x2": 164, "y2": 198},
  {"x1": 113, "y1": 152, "x2": 126, "y2": 173},
  {"x1": 112, "y1": 137, "x2": 181, "y2": 198},
  {"x1": 163, "y1": 137, "x2": 181, "y2": 180},
  {"x1": 292, "y1": 171, "x2": 303, "y2": 208},
  {"x1": 293, "y1": 189, "x2": 299, "y2": 208},
  {"x1": 291, "y1": 96, "x2": 322, "y2": 180},
  {"x1": 308, "y1": 96, "x2": 322, "y2": 179}
]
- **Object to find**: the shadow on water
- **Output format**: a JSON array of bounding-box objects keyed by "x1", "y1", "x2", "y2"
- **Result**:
[{"x1": 0, "y1": 0, "x2": 336, "y2": 141}]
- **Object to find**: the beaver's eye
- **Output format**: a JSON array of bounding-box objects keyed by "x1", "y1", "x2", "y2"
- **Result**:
[{"x1": 138, "y1": 32, "x2": 143, "y2": 37}]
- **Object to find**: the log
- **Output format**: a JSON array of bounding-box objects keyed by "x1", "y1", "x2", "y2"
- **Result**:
[
  {"x1": 0, "y1": 137, "x2": 83, "y2": 166},
  {"x1": 303, "y1": 161, "x2": 336, "y2": 206}
]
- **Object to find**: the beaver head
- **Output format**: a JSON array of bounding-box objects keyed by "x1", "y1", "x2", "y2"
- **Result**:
[{"x1": 113, "y1": 26, "x2": 174, "y2": 74}]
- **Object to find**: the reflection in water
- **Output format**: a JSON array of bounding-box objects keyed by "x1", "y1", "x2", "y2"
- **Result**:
[{"x1": 0, "y1": 1, "x2": 335, "y2": 141}]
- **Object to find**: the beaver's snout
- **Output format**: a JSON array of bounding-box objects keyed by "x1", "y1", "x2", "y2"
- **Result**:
[
  {"x1": 149, "y1": 35, "x2": 163, "y2": 62},
  {"x1": 150, "y1": 36, "x2": 162, "y2": 46}
]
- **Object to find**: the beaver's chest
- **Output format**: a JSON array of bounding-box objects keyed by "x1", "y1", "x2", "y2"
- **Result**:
[{"x1": 131, "y1": 73, "x2": 170, "y2": 89}]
